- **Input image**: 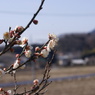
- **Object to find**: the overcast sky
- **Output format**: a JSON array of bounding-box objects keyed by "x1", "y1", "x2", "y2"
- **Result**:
[{"x1": 0, "y1": 0, "x2": 95, "y2": 44}]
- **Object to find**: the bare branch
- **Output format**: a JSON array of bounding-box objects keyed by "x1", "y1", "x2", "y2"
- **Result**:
[
  {"x1": 0, "y1": 0, "x2": 45, "y2": 56},
  {"x1": 0, "y1": 0, "x2": 58, "y2": 95}
]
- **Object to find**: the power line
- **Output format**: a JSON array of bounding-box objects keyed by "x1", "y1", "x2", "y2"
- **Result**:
[{"x1": 0, "y1": 10, "x2": 95, "y2": 17}]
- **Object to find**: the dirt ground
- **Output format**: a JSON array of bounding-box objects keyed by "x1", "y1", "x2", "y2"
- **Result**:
[
  {"x1": 46, "y1": 77, "x2": 95, "y2": 95},
  {"x1": 1, "y1": 66, "x2": 95, "y2": 95}
]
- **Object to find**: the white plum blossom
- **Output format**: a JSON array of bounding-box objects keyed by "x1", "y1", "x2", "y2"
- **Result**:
[
  {"x1": 3, "y1": 32, "x2": 10, "y2": 40},
  {"x1": 13, "y1": 59, "x2": 20, "y2": 73},
  {"x1": 7, "y1": 90, "x2": 12, "y2": 95},
  {"x1": 47, "y1": 33, "x2": 58, "y2": 50},
  {"x1": 47, "y1": 39, "x2": 56, "y2": 50},
  {"x1": 13, "y1": 59, "x2": 20, "y2": 69},
  {"x1": 22, "y1": 37, "x2": 28, "y2": 44},
  {"x1": 40, "y1": 34, "x2": 58, "y2": 58},
  {"x1": 15, "y1": 26, "x2": 24, "y2": 33},
  {"x1": 0, "y1": 69, "x2": 5, "y2": 77},
  {"x1": 19, "y1": 37, "x2": 28, "y2": 47},
  {"x1": 48, "y1": 33, "x2": 58, "y2": 40},
  {"x1": 25, "y1": 50, "x2": 32, "y2": 58},
  {"x1": 40, "y1": 48, "x2": 49, "y2": 58}
]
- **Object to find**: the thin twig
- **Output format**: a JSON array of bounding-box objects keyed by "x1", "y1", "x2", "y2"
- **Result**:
[
  {"x1": 13, "y1": 73, "x2": 18, "y2": 94},
  {"x1": 0, "y1": 0, "x2": 45, "y2": 56}
]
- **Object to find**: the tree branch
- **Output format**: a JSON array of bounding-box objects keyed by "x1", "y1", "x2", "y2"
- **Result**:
[{"x1": 0, "y1": 0, "x2": 45, "y2": 56}]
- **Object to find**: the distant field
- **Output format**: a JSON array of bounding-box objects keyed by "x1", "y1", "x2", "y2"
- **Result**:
[{"x1": 1, "y1": 66, "x2": 95, "y2": 95}]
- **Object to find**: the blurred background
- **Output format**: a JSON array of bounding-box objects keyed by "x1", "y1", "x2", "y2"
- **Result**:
[{"x1": 0, "y1": 0, "x2": 95, "y2": 95}]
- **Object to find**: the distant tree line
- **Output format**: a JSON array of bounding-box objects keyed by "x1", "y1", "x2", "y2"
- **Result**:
[
  {"x1": 57, "y1": 29, "x2": 95, "y2": 55},
  {"x1": 1, "y1": 29, "x2": 95, "y2": 58}
]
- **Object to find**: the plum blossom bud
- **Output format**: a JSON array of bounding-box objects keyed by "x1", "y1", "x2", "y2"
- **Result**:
[
  {"x1": 25, "y1": 50, "x2": 32, "y2": 58},
  {"x1": 9, "y1": 30, "x2": 14, "y2": 34},
  {"x1": 0, "y1": 88, "x2": 3, "y2": 92},
  {"x1": 25, "y1": 94, "x2": 30, "y2": 95},
  {"x1": 3, "y1": 32, "x2": 10, "y2": 40},
  {"x1": 15, "y1": 26, "x2": 24, "y2": 33},
  {"x1": 0, "y1": 69, "x2": 5, "y2": 77},
  {"x1": 0, "y1": 93, "x2": 3, "y2": 95},
  {"x1": 40, "y1": 48, "x2": 49, "y2": 58},
  {"x1": 3, "y1": 68, "x2": 6, "y2": 71},
  {"x1": 33, "y1": 20, "x2": 38, "y2": 25},
  {"x1": 35, "y1": 47, "x2": 40, "y2": 51},
  {"x1": 33, "y1": 79, "x2": 39, "y2": 85},
  {"x1": 0, "y1": 39, "x2": 4, "y2": 44},
  {"x1": 15, "y1": 54, "x2": 20, "y2": 58},
  {"x1": 9, "y1": 30, "x2": 15, "y2": 37}
]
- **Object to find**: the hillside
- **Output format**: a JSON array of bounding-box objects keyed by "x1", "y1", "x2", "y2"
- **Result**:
[{"x1": 57, "y1": 29, "x2": 95, "y2": 54}]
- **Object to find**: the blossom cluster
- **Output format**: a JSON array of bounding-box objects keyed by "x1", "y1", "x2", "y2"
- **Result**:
[
  {"x1": 0, "y1": 88, "x2": 12, "y2": 95},
  {"x1": 0, "y1": 0, "x2": 56, "y2": 94},
  {"x1": 0, "y1": 79, "x2": 39, "y2": 95},
  {"x1": 0, "y1": 30, "x2": 58, "y2": 76},
  {"x1": 13, "y1": 33, "x2": 58, "y2": 72},
  {"x1": 0, "y1": 26, "x2": 58, "y2": 95},
  {"x1": 38, "y1": 33, "x2": 58, "y2": 58},
  {"x1": 3, "y1": 26, "x2": 24, "y2": 42}
]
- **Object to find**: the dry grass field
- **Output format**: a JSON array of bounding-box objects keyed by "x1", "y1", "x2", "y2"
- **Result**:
[{"x1": 1, "y1": 66, "x2": 95, "y2": 95}]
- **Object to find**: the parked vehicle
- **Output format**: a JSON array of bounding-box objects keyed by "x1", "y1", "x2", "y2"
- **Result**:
[{"x1": 71, "y1": 58, "x2": 88, "y2": 66}]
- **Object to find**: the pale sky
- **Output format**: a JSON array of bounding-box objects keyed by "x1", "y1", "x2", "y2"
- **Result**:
[{"x1": 0, "y1": 0, "x2": 95, "y2": 44}]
